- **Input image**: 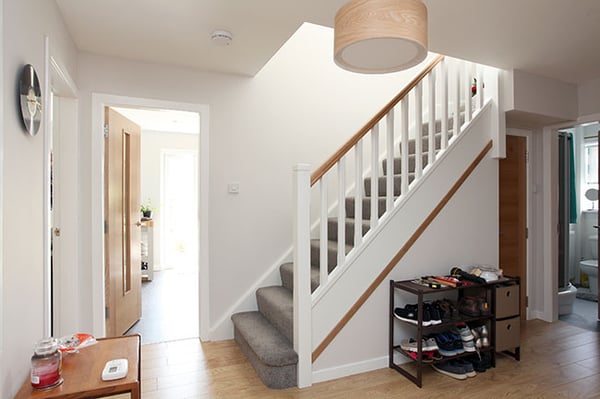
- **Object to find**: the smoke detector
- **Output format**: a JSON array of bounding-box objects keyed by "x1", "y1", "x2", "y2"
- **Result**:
[{"x1": 210, "y1": 30, "x2": 233, "y2": 46}]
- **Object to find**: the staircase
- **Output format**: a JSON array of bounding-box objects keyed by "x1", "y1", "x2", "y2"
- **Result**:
[{"x1": 231, "y1": 55, "x2": 500, "y2": 389}]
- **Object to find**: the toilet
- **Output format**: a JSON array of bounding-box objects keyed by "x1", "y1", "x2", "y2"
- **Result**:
[{"x1": 580, "y1": 236, "x2": 598, "y2": 296}]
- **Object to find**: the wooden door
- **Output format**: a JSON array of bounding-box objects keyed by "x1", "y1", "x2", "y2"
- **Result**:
[
  {"x1": 104, "y1": 107, "x2": 142, "y2": 336},
  {"x1": 597, "y1": 130, "x2": 600, "y2": 321},
  {"x1": 499, "y1": 135, "x2": 527, "y2": 320}
]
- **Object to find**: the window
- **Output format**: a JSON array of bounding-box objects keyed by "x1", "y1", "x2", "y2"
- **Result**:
[{"x1": 584, "y1": 137, "x2": 598, "y2": 185}]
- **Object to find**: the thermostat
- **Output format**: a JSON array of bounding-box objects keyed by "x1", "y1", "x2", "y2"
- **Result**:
[{"x1": 101, "y1": 358, "x2": 128, "y2": 381}]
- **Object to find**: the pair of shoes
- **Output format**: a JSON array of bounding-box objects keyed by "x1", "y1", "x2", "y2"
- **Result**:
[
  {"x1": 431, "y1": 359, "x2": 475, "y2": 380},
  {"x1": 435, "y1": 298, "x2": 458, "y2": 320},
  {"x1": 458, "y1": 296, "x2": 490, "y2": 317},
  {"x1": 400, "y1": 337, "x2": 438, "y2": 352},
  {"x1": 452, "y1": 323, "x2": 476, "y2": 352},
  {"x1": 394, "y1": 305, "x2": 424, "y2": 325},
  {"x1": 471, "y1": 325, "x2": 490, "y2": 348},
  {"x1": 406, "y1": 350, "x2": 442, "y2": 363},
  {"x1": 464, "y1": 352, "x2": 492, "y2": 372},
  {"x1": 425, "y1": 303, "x2": 442, "y2": 325},
  {"x1": 394, "y1": 303, "x2": 442, "y2": 326},
  {"x1": 433, "y1": 332, "x2": 464, "y2": 356}
]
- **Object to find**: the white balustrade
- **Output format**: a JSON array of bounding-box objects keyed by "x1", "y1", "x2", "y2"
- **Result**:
[
  {"x1": 370, "y1": 124, "x2": 380, "y2": 229},
  {"x1": 414, "y1": 81, "x2": 423, "y2": 179},
  {"x1": 354, "y1": 140, "x2": 363, "y2": 247},
  {"x1": 386, "y1": 110, "x2": 395, "y2": 211}
]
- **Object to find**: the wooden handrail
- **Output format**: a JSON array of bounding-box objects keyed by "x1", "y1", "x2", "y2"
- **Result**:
[
  {"x1": 311, "y1": 139, "x2": 493, "y2": 362},
  {"x1": 310, "y1": 54, "x2": 445, "y2": 186}
]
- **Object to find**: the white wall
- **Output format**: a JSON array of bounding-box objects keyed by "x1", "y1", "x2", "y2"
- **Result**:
[
  {"x1": 2, "y1": 0, "x2": 77, "y2": 397},
  {"x1": 76, "y1": 23, "x2": 438, "y2": 333},
  {"x1": 313, "y1": 151, "x2": 499, "y2": 378},
  {"x1": 140, "y1": 130, "x2": 199, "y2": 270},
  {"x1": 578, "y1": 77, "x2": 600, "y2": 117}
]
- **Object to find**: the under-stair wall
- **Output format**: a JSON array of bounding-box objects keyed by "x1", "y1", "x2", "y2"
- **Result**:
[{"x1": 311, "y1": 105, "x2": 499, "y2": 381}]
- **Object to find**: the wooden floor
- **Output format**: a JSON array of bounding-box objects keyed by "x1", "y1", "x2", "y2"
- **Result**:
[{"x1": 111, "y1": 319, "x2": 600, "y2": 399}]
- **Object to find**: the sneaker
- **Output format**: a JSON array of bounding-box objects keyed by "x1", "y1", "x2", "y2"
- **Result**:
[
  {"x1": 455, "y1": 323, "x2": 474, "y2": 341},
  {"x1": 394, "y1": 304, "x2": 432, "y2": 326},
  {"x1": 446, "y1": 331, "x2": 465, "y2": 353},
  {"x1": 433, "y1": 333, "x2": 458, "y2": 356},
  {"x1": 426, "y1": 303, "x2": 442, "y2": 325},
  {"x1": 400, "y1": 338, "x2": 438, "y2": 352},
  {"x1": 453, "y1": 359, "x2": 477, "y2": 377},
  {"x1": 424, "y1": 336, "x2": 439, "y2": 351},
  {"x1": 462, "y1": 339, "x2": 476, "y2": 352},
  {"x1": 431, "y1": 360, "x2": 468, "y2": 380},
  {"x1": 407, "y1": 350, "x2": 438, "y2": 363}
]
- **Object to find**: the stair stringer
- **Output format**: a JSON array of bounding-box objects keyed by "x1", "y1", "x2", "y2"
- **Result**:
[{"x1": 311, "y1": 103, "x2": 494, "y2": 352}]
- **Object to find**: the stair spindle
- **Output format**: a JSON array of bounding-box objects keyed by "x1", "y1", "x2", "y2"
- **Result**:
[
  {"x1": 386, "y1": 110, "x2": 395, "y2": 211},
  {"x1": 440, "y1": 58, "x2": 449, "y2": 150},
  {"x1": 354, "y1": 140, "x2": 363, "y2": 247},
  {"x1": 400, "y1": 98, "x2": 409, "y2": 196},
  {"x1": 414, "y1": 81, "x2": 423, "y2": 179},
  {"x1": 454, "y1": 60, "x2": 461, "y2": 138},
  {"x1": 319, "y1": 175, "x2": 328, "y2": 287},
  {"x1": 370, "y1": 124, "x2": 379, "y2": 229},
  {"x1": 465, "y1": 62, "x2": 472, "y2": 123},
  {"x1": 337, "y1": 158, "x2": 346, "y2": 268},
  {"x1": 428, "y1": 69, "x2": 436, "y2": 166}
]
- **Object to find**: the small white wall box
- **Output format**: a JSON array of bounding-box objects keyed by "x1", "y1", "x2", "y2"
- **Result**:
[{"x1": 101, "y1": 358, "x2": 128, "y2": 381}]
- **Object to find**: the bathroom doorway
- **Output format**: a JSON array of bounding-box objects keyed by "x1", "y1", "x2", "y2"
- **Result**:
[{"x1": 557, "y1": 123, "x2": 599, "y2": 326}]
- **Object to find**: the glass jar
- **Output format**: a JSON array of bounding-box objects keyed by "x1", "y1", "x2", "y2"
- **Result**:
[{"x1": 31, "y1": 338, "x2": 63, "y2": 389}]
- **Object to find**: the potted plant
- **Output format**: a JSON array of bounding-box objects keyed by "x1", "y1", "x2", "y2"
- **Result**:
[{"x1": 140, "y1": 199, "x2": 155, "y2": 219}]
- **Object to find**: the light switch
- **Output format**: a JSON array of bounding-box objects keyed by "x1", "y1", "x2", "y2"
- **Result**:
[{"x1": 228, "y1": 182, "x2": 240, "y2": 194}]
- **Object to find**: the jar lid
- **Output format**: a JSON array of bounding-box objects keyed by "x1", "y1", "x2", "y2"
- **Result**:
[{"x1": 34, "y1": 338, "x2": 58, "y2": 356}]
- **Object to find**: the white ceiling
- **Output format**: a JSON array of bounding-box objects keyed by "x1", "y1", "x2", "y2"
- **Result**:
[{"x1": 55, "y1": 0, "x2": 600, "y2": 84}]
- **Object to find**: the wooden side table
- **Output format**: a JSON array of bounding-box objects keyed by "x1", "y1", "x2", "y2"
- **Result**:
[{"x1": 15, "y1": 334, "x2": 141, "y2": 399}]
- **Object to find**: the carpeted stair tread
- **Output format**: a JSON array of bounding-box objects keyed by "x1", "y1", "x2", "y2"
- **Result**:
[
  {"x1": 327, "y1": 217, "x2": 371, "y2": 246},
  {"x1": 279, "y1": 262, "x2": 320, "y2": 293},
  {"x1": 256, "y1": 286, "x2": 293, "y2": 343},
  {"x1": 231, "y1": 311, "x2": 298, "y2": 367},
  {"x1": 345, "y1": 196, "x2": 387, "y2": 220},
  {"x1": 310, "y1": 239, "x2": 352, "y2": 271}
]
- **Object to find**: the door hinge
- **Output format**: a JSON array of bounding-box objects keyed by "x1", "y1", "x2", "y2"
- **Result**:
[
  {"x1": 105, "y1": 306, "x2": 109, "y2": 319},
  {"x1": 526, "y1": 296, "x2": 529, "y2": 307},
  {"x1": 525, "y1": 227, "x2": 529, "y2": 239},
  {"x1": 525, "y1": 150, "x2": 529, "y2": 163},
  {"x1": 104, "y1": 220, "x2": 108, "y2": 234},
  {"x1": 103, "y1": 124, "x2": 109, "y2": 138}
]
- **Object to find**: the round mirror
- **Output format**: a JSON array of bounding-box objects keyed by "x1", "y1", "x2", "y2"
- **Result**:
[
  {"x1": 19, "y1": 64, "x2": 42, "y2": 136},
  {"x1": 585, "y1": 188, "x2": 598, "y2": 202}
]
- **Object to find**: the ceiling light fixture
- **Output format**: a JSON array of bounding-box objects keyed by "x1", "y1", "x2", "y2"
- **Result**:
[
  {"x1": 210, "y1": 30, "x2": 233, "y2": 46},
  {"x1": 334, "y1": 0, "x2": 428, "y2": 74}
]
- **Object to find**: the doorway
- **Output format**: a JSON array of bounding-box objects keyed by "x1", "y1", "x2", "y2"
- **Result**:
[
  {"x1": 90, "y1": 94, "x2": 210, "y2": 341},
  {"x1": 556, "y1": 122, "x2": 600, "y2": 327}
]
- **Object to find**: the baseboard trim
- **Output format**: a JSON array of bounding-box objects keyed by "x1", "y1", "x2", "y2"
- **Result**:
[{"x1": 312, "y1": 356, "x2": 389, "y2": 384}]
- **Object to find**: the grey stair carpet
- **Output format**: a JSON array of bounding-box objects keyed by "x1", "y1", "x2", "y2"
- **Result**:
[{"x1": 230, "y1": 116, "x2": 458, "y2": 389}]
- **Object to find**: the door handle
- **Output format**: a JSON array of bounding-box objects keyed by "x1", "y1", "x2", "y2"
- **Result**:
[{"x1": 53, "y1": 227, "x2": 61, "y2": 237}]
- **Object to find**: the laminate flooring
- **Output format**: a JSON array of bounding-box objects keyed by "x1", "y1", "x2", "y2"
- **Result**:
[
  {"x1": 127, "y1": 268, "x2": 199, "y2": 344},
  {"x1": 112, "y1": 319, "x2": 600, "y2": 398}
]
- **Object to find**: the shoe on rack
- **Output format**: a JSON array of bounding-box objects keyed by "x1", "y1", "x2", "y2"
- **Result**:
[
  {"x1": 400, "y1": 338, "x2": 438, "y2": 352},
  {"x1": 424, "y1": 336, "x2": 439, "y2": 351},
  {"x1": 437, "y1": 298, "x2": 458, "y2": 320},
  {"x1": 394, "y1": 304, "x2": 432, "y2": 326},
  {"x1": 431, "y1": 360, "x2": 468, "y2": 380},
  {"x1": 478, "y1": 297, "x2": 491, "y2": 316},
  {"x1": 454, "y1": 323, "x2": 475, "y2": 341},
  {"x1": 426, "y1": 303, "x2": 442, "y2": 325},
  {"x1": 452, "y1": 358, "x2": 477, "y2": 377},
  {"x1": 458, "y1": 296, "x2": 480, "y2": 317},
  {"x1": 407, "y1": 350, "x2": 438, "y2": 363},
  {"x1": 446, "y1": 331, "x2": 465, "y2": 353},
  {"x1": 433, "y1": 333, "x2": 459, "y2": 357}
]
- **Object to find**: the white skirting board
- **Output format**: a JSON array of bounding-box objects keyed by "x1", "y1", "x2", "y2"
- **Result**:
[{"x1": 312, "y1": 356, "x2": 396, "y2": 384}]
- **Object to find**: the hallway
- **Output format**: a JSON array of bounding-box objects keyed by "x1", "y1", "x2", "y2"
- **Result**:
[{"x1": 127, "y1": 268, "x2": 199, "y2": 344}]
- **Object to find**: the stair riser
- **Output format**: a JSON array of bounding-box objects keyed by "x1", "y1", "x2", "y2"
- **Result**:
[
  {"x1": 327, "y1": 219, "x2": 370, "y2": 246},
  {"x1": 279, "y1": 262, "x2": 320, "y2": 293},
  {"x1": 256, "y1": 288, "x2": 293, "y2": 344},
  {"x1": 345, "y1": 197, "x2": 386, "y2": 220},
  {"x1": 363, "y1": 175, "x2": 415, "y2": 197},
  {"x1": 310, "y1": 241, "x2": 344, "y2": 272}
]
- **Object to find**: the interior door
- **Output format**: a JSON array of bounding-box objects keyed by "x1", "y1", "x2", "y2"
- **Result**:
[
  {"x1": 597, "y1": 130, "x2": 599, "y2": 321},
  {"x1": 104, "y1": 107, "x2": 142, "y2": 336},
  {"x1": 499, "y1": 135, "x2": 527, "y2": 320}
]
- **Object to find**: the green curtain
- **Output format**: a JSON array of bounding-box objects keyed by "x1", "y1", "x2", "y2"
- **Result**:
[{"x1": 569, "y1": 133, "x2": 577, "y2": 224}]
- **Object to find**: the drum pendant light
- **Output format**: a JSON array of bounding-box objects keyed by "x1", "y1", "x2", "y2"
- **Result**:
[{"x1": 334, "y1": 0, "x2": 428, "y2": 74}]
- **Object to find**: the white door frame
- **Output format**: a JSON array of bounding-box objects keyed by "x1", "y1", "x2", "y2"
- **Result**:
[
  {"x1": 91, "y1": 94, "x2": 210, "y2": 340},
  {"x1": 43, "y1": 36, "x2": 80, "y2": 337}
]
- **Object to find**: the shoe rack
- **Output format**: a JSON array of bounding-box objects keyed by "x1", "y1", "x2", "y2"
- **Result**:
[{"x1": 389, "y1": 276, "x2": 520, "y2": 387}]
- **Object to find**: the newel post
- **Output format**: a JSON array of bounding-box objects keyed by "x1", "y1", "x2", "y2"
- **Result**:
[{"x1": 293, "y1": 164, "x2": 312, "y2": 388}]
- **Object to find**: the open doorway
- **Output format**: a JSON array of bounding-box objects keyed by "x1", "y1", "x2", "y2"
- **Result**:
[
  {"x1": 90, "y1": 94, "x2": 210, "y2": 342},
  {"x1": 557, "y1": 122, "x2": 600, "y2": 331},
  {"x1": 109, "y1": 106, "x2": 200, "y2": 343}
]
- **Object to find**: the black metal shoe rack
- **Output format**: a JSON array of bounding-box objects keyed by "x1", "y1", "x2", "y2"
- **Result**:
[{"x1": 389, "y1": 276, "x2": 520, "y2": 387}]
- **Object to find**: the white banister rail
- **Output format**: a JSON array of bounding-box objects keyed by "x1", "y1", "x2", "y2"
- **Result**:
[{"x1": 292, "y1": 55, "x2": 500, "y2": 383}]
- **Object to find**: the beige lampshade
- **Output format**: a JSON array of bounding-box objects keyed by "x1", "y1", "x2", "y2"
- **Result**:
[{"x1": 334, "y1": 0, "x2": 428, "y2": 74}]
